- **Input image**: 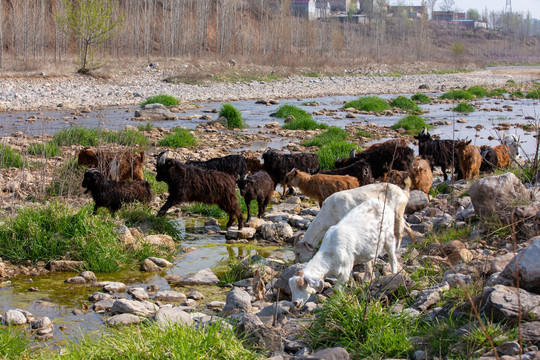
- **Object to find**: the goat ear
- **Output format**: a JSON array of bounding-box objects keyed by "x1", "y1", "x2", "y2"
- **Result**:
[
  {"x1": 466, "y1": 139, "x2": 472, "y2": 145},
  {"x1": 303, "y1": 242, "x2": 315, "y2": 251},
  {"x1": 305, "y1": 275, "x2": 324, "y2": 293},
  {"x1": 295, "y1": 275, "x2": 307, "y2": 290},
  {"x1": 349, "y1": 149, "x2": 356, "y2": 159}
]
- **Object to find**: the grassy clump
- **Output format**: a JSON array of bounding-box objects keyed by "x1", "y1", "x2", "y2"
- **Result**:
[
  {"x1": 439, "y1": 90, "x2": 475, "y2": 101},
  {"x1": 488, "y1": 88, "x2": 506, "y2": 97},
  {"x1": 391, "y1": 115, "x2": 433, "y2": 135},
  {"x1": 389, "y1": 96, "x2": 422, "y2": 113},
  {"x1": 274, "y1": 104, "x2": 311, "y2": 120},
  {"x1": 526, "y1": 90, "x2": 540, "y2": 99},
  {"x1": 52, "y1": 127, "x2": 149, "y2": 147},
  {"x1": 0, "y1": 327, "x2": 31, "y2": 359},
  {"x1": 50, "y1": 322, "x2": 261, "y2": 360},
  {"x1": 343, "y1": 96, "x2": 391, "y2": 113},
  {"x1": 214, "y1": 256, "x2": 254, "y2": 285},
  {"x1": 316, "y1": 142, "x2": 358, "y2": 170},
  {"x1": 219, "y1": 103, "x2": 245, "y2": 129},
  {"x1": 282, "y1": 117, "x2": 328, "y2": 130},
  {"x1": 411, "y1": 93, "x2": 431, "y2": 104},
  {"x1": 306, "y1": 286, "x2": 418, "y2": 359},
  {"x1": 0, "y1": 203, "x2": 165, "y2": 272},
  {"x1": 136, "y1": 122, "x2": 155, "y2": 132},
  {"x1": 356, "y1": 129, "x2": 375, "y2": 138},
  {"x1": 467, "y1": 85, "x2": 488, "y2": 98},
  {"x1": 27, "y1": 142, "x2": 62, "y2": 157},
  {"x1": 274, "y1": 105, "x2": 328, "y2": 130},
  {"x1": 118, "y1": 205, "x2": 183, "y2": 242},
  {"x1": 510, "y1": 91, "x2": 525, "y2": 98},
  {"x1": 302, "y1": 127, "x2": 349, "y2": 147},
  {"x1": 158, "y1": 128, "x2": 197, "y2": 148},
  {"x1": 140, "y1": 94, "x2": 180, "y2": 108},
  {"x1": 47, "y1": 159, "x2": 86, "y2": 198},
  {"x1": 0, "y1": 144, "x2": 26, "y2": 168},
  {"x1": 182, "y1": 203, "x2": 227, "y2": 218},
  {"x1": 453, "y1": 102, "x2": 475, "y2": 113}
]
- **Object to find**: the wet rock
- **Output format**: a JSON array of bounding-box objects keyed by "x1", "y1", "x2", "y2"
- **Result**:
[
  {"x1": 80, "y1": 271, "x2": 97, "y2": 282},
  {"x1": 406, "y1": 190, "x2": 429, "y2": 214},
  {"x1": 103, "y1": 282, "x2": 127, "y2": 293},
  {"x1": 481, "y1": 285, "x2": 540, "y2": 322},
  {"x1": 154, "y1": 307, "x2": 193, "y2": 327},
  {"x1": 154, "y1": 290, "x2": 187, "y2": 303},
  {"x1": 134, "y1": 103, "x2": 177, "y2": 121},
  {"x1": 147, "y1": 257, "x2": 173, "y2": 268},
  {"x1": 49, "y1": 260, "x2": 85, "y2": 272},
  {"x1": 111, "y1": 299, "x2": 154, "y2": 317},
  {"x1": 128, "y1": 287, "x2": 149, "y2": 301},
  {"x1": 88, "y1": 292, "x2": 112, "y2": 302},
  {"x1": 497, "y1": 237, "x2": 540, "y2": 294},
  {"x1": 260, "y1": 222, "x2": 294, "y2": 241},
  {"x1": 65, "y1": 276, "x2": 87, "y2": 284},
  {"x1": 140, "y1": 258, "x2": 162, "y2": 272},
  {"x1": 207, "y1": 301, "x2": 226, "y2": 310},
  {"x1": 226, "y1": 227, "x2": 256, "y2": 240},
  {"x1": 3, "y1": 309, "x2": 27, "y2": 325},
  {"x1": 221, "y1": 288, "x2": 253, "y2": 317},
  {"x1": 93, "y1": 299, "x2": 115, "y2": 312},
  {"x1": 30, "y1": 316, "x2": 52, "y2": 330},
  {"x1": 106, "y1": 313, "x2": 145, "y2": 326},
  {"x1": 188, "y1": 291, "x2": 204, "y2": 301},
  {"x1": 142, "y1": 234, "x2": 175, "y2": 250},
  {"x1": 178, "y1": 268, "x2": 219, "y2": 286},
  {"x1": 470, "y1": 173, "x2": 530, "y2": 218}
]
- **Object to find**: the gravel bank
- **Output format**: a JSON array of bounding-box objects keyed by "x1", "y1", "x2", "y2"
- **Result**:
[{"x1": 0, "y1": 67, "x2": 539, "y2": 111}]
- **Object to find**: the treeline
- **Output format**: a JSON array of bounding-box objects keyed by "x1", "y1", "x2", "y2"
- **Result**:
[{"x1": 0, "y1": 0, "x2": 538, "y2": 69}]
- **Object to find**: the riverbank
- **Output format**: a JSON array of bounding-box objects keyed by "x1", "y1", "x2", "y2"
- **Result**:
[{"x1": 0, "y1": 61, "x2": 539, "y2": 111}]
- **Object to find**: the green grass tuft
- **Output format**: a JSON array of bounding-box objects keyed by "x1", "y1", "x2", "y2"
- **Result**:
[
  {"x1": 141, "y1": 94, "x2": 180, "y2": 108},
  {"x1": 27, "y1": 142, "x2": 62, "y2": 157},
  {"x1": 158, "y1": 128, "x2": 197, "y2": 148},
  {"x1": 356, "y1": 129, "x2": 375, "y2": 138},
  {"x1": 526, "y1": 89, "x2": 540, "y2": 99},
  {"x1": 219, "y1": 103, "x2": 245, "y2": 129},
  {"x1": 389, "y1": 96, "x2": 422, "y2": 113},
  {"x1": 439, "y1": 90, "x2": 475, "y2": 101},
  {"x1": 316, "y1": 141, "x2": 358, "y2": 170},
  {"x1": 391, "y1": 115, "x2": 433, "y2": 135},
  {"x1": 182, "y1": 203, "x2": 227, "y2": 218},
  {"x1": 136, "y1": 122, "x2": 155, "y2": 131},
  {"x1": 52, "y1": 127, "x2": 149, "y2": 147},
  {"x1": 343, "y1": 96, "x2": 391, "y2": 113},
  {"x1": 274, "y1": 104, "x2": 312, "y2": 121},
  {"x1": 487, "y1": 88, "x2": 507, "y2": 97},
  {"x1": 453, "y1": 102, "x2": 475, "y2": 113},
  {"x1": 510, "y1": 91, "x2": 525, "y2": 98},
  {"x1": 0, "y1": 326, "x2": 31, "y2": 359},
  {"x1": 302, "y1": 127, "x2": 349, "y2": 147},
  {"x1": 0, "y1": 144, "x2": 26, "y2": 168},
  {"x1": 411, "y1": 93, "x2": 431, "y2": 104},
  {"x1": 467, "y1": 85, "x2": 488, "y2": 98}
]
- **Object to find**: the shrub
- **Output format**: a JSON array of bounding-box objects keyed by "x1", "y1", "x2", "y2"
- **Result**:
[
  {"x1": 439, "y1": 90, "x2": 475, "y2": 101},
  {"x1": 282, "y1": 118, "x2": 328, "y2": 130},
  {"x1": 343, "y1": 96, "x2": 390, "y2": 113},
  {"x1": 140, "y1": 94, "x2": 179, "y2": 108},
  {"x1": 158, "y1": 128, "x2": 197, "y2": 148},
  {"x1": 391, "y1": 115, "x2": 433, "y2": 135},
  {"x1": 467, "y1": 86, "x2": 488, "y2": 98},
  {"x1": 0, "y1": 144, "x2": 26, "y2": 168},
  {"x1": 411, "y1": 93, "x2": 431, "y2": 104},
  {"x1": 306, "y1": 286, "x2": 418, "y2": 359},
  {"x1": 302, "y1": 127, "x2": 349, "y2": 147},
  {"x1": 219, "y1": 103, "x2": 245, "y2": 129},
  {"x1": 389, "y1": 96, "x2": 422, "y2": 113},
  {"x1": 27, "y1": 142, "x2": 62, "y2": 157},
  {"x1": 451, "y1": 41, "x2": 466, "y2": 58},
  {"x1": 453, "y1": 102, "x2": 475, "y2": 113},
  {"x1": 316, "y1": 141, "x2": 358, "y2": 170},
  {"x1": 526, "y1": 90, "x2": 540, "y2": 99}
]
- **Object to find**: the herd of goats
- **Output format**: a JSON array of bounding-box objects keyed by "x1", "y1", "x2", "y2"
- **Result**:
[{"x1": 76, "y1": 128, "x2": 522, "y2": 306}]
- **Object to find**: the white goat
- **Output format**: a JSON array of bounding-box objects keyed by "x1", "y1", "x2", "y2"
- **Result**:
[
  {"x1": 502, "y1": 134, "x2": 521, "y2": 160},
  {"x1": 289, "y1": 199, "x2": 397, "y2": 307},
  {"x1": 294, "y1": 183, "x2": 411, "y2": 263}
]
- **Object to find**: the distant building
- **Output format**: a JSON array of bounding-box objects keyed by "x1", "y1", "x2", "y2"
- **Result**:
[
  {"x1": 290, "y1": 0, "x2": 317, "y2": 20},
  {"x1": 451, "y1": 20, "x2": 488, "y2": 29},
  {"x1": 388, "y1": 5, "x2": 426, "y2": 19},
  {"x1": 328, "y1": 0, "x2": 359, "y2": 12},
  {"x1": 432, "y1": 11, "x2": 465, "y2": 22}
]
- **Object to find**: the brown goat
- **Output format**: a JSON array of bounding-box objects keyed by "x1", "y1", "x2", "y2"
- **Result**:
[
  {"x1": 384, "y1": 170, "x2": 410, "y2": 190},
  {"x1": 78, "y1": 148, "x2": 145, "y2": 181},
  {"x1": 456, "y1": 140, "x2": 482, "y2": 180},
  {"x1": 246, "y1": 157, "x2": 264, "y2": 174},
  {"x1": 493, "y1": 144, "x2": 511, "y2": 168},
  {"x1": 409, "y1": 158, "x2": 433, "y2": 195},
  {"x1": 285, "y1": 169, "x2": 359, "y2": 207}
]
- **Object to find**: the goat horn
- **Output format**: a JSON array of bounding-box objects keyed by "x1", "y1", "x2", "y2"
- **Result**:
[
  {"x1": 157, "y1": 151, "x2": 169, "y2": 167},
  {"x1": 349, "y1": 149, "x2": 356, "y2": 159}
]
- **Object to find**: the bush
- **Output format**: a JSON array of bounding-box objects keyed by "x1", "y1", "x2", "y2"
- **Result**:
[
  {"x1": 302, "y1": 127, "x2": 349, "y2": 147},
  {"x1": 453, "y1": 102, "x2": 475, "y2": 113},
  {"x1": 306, "y1": 286, "x2": 418, "y2": 359},
  {"x1": 158, "y1": 128, "x2": 197, "y2": 148},
  {"x1": 316, "y1": 141, "x2": 358, "y2": 170},
  {"x1": 343, "y1": 96, "x2": 390, "y2": 113},
  {"x1": 0, "y1": 144, "x2": 26, "y2": 168},
  {"x1": 526, "y1": 90, "x2": 540, "y2": 99},
  {"x1": 411, "y1": 93, "x2": 431, "y2": 104},
  {"x1": 282, "y1": 118, "x2": 328, "y2": 130},
  {"x1": 467, "y1": 85, "x2": 488, "y2": 98},
  {"x1": 27, "y1": 142, "x2": 62, "y2": 157},
  {"x1": 140, "y1": 94, "x2": 179, "y2": 108},
  {"x1": 391, "y1": 115, "x2": 433, "y2": 134},
  {"x1": 439, "y1": 90, "x2": 475, "y2": 101},
  {"x1": 219, "y1": 103, "x2": 245, "y2": 129},
  {"x1": 389, "y1": 96, "x2": 422, "y2": 113}
]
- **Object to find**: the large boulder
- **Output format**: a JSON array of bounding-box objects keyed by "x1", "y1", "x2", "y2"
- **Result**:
[
  {"x1": 469, "y1": 173, "x2": 529, "y2": 218},
  {"x1": 260, "y1": 222, "x2": 294, "y2": 241},
  {"x1": 481, "y1": 285, "x2": 540, "y2": 323},
  {"x1": 496, "y1": 237, "x2": 540, "y2": 294},
  {"x1": 134, "y1": 103, "x2": 177, "y2": 121},
  {"x1": 234, "y1": 313, "x2": 283, "y2": 352},
  {"x1": 220, "y1": 288, "x2": 253, "y2": 317},
  {"x1": 154, "y1": 307, "x2": 193, "y2": 327}
]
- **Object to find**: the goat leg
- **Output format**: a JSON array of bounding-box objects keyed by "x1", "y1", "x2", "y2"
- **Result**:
[{"x1": 157, "y1": 198, "x2": 180, "y2": 217}]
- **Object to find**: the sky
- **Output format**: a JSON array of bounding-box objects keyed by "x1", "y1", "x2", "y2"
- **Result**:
[{"x1": 388, "y1": 0, "x2": 540, "y2": 19}]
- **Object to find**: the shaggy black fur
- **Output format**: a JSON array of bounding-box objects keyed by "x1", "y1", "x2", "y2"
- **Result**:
[
  {"x1": 262, "y1": 149, "x2": 319, "y2": 194},
  {"x1": 186, "y1": 154, "x2": 248, "y2": 178},
  {"x1": 480, "y1": 145, "x2": 499, "y2": 172},
  {"x1": 156, "y1": 152, "x2": 243, "y2": 229},
  {"x1": 321, "y1": 158, "x2": 374, "y2": 186},
  {"x1": 414, "y1": 129, "x2": 462, "y2": 181},
  {"x1": 82, "y1": 169, "x2": 152, "y2": 214},
  {"x1": 237, "y1": 171, "x2": 274, "y2": 221}
]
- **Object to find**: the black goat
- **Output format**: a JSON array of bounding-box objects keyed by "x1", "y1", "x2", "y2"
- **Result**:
[
  {"x1": 334, "y1": 140, "x2": 414, "y2": 180},
  {"x1": 237, "y1": 171, "x2": 274, "y2": 221},
  {"x1": 262, "y1": 148, "x2": 319, "y2": 195},
  {"x1": 414, "y1": 128, "x2": 462, "y2": 181},
  {"x1": 186, "y1": 154, "x2": 248, "y2": 178},
  {"x1": 321, "y1": 158, "x2": 374, "y2": 186},
  {"x1": 480, "y1": 145, "x2": 499, "y2": 172},
  {"x1": 82, "y1": 169, "x2": 152, "y2": 214},
  {"x1": 155, "y1": 152, "x2": 243, "y2": 229}
]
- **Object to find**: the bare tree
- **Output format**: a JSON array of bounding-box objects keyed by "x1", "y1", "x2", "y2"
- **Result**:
[{"x1": 439, "y1": 0, "x2": 455, "y2": 12}]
